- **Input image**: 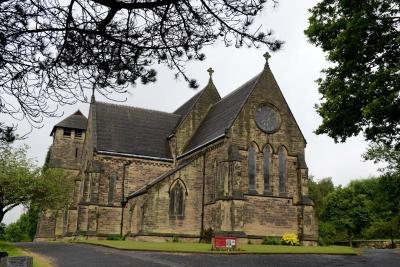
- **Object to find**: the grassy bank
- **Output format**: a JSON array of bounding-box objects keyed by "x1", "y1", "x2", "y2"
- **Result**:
[
  {"x1": 75, "y1": 240, "x2": 357, "y2": 255},
  {"x1": 0, "y1": 241, "x2": 53, "y2": 267}
]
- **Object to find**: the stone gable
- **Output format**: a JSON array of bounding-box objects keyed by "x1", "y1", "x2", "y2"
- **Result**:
[{"x1": 36, "y1": 56, "x2": 317, "y2": 245}]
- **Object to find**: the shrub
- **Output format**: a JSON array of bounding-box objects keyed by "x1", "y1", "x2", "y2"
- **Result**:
[
  {"x1": 4, "y1": 223, "x2": 30, "y2": 242},
  {"x1": 281, "y1": 233, "x2": 300, "y2": 246},
  {"x1": 106, "y1": 235, "x2": 124, "y2": 241},
  {"x1": 318, "y1": 222, "x2": 336, "y2": 246},
  {"x1": 262, "y1": 236, "x2": 281, "y2": 245},
  {"x1": 201, "y1": 228, "x2": 213, "y2": 243},
  {"x1": 172, "y1": 235, "x2": 180, "y2": 243},
  {"x1": 0, "y1": 223, "x2": 5, "y2": 240}
]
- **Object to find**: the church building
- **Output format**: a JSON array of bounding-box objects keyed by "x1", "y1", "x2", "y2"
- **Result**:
[{"x1": 36, "y1": 54, "x2": 318, "y2": 245}]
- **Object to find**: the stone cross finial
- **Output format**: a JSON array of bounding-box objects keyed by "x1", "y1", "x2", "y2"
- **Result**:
[
  {"x1": 263, "y1": 52, "x2": 271, "y2": 66},
  {"x1": 207, "y1": 67, "x2": 214, "y2": 79}
]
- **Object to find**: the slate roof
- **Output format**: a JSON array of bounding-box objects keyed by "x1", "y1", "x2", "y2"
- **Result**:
[
  {"x1": 94, "y1": 102, "x2": 181, "y2": 160},
  {"x1": 173, "y1": 89, "x2": 204, "y2": 116},
  {"x1": 50, "y1": 110, "x2": 87, "y2": 136},
  {"x1": 183, "y1": 73, "x2": 262, "y2": 154}
]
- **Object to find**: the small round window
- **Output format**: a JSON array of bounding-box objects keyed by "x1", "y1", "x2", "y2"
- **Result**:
[{"x1": 255, "y1": 104, "x2": 281, "y2": 133}]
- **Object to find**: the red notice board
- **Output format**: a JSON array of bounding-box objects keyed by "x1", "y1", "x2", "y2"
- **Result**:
[{"x1": 213, "y1": 236, "x2": 237, "y2": 250}]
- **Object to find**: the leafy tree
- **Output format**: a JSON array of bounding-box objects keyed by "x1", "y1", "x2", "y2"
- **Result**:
[
  {"x1": 305, "y1": 0, "x2": 400, "y2": 148},
  {"x1": 0, "y1": 223, "x2": 5, "y2": 240},
  {"x1": 374, "y1": 173, "x2": 400, "y2": 247},
  {"x1": 0, "y1": 144, "x2": 74, "y2": 224},
  {"x1": 363, "y1": 142, "x2": 400, "y2": 174},
  {"x1": 4, "y1": 213, "x2": 31, "y2": 242},
  {"x1": 320, "y1": 186, "x2": 373, "y2": 246},
  {"x1": 26, "y1": 203, "x2": 41, "y2": 240},
  {"x1": 308, "y1": 176, "x2": 335, "y2": 217},
  {"x1": 0, "y1": 0, "x2": 282, "y2": 129}
]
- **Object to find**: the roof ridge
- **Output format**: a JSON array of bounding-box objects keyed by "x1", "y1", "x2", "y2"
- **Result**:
[
  {"x1": 96, "y1": 101, "x2": 180, "y2": 117},
  {"x1": 173, "y1": 87, "x2": 205, "y2": 114},
  {"x1": 215, "y1": 72, "x2": 262, "y2": 105}
]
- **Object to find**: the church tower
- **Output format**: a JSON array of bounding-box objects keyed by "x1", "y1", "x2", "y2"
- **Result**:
[
  {"x1": 35, "y1": 110, "x2": 87, "y2": 240},
  {"x1": 48, "y1": 110, "x2": 87, "y2": 173}
]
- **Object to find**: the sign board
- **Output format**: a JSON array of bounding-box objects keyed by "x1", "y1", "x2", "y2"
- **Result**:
[{"x1": 213, "y1": 236, "x2": 237, "y2": 250}]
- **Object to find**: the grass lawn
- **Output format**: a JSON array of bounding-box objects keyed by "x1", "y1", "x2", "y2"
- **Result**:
[
  {"x1": 75, "y1": 240, "x2": 357, "y2": 255},
  {"x1": 0, "y1": 241, "x2": 53, "y2": 267}
]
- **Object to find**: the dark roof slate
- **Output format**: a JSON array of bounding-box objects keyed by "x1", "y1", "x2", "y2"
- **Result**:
[
  {"x1": 94, "y1": 102, "x2": 181, "y2": 159},
  {"x1": 50, "y1": 110, "x2": 87, "y2": 135},
  {"x1": 173, "y1": 89, "x2": 204, "y2": 116},
  {"x1": 183, "y1": 73, "x2": 261, "y2": 153}
]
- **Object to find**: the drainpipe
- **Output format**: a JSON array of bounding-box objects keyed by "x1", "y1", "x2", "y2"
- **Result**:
[
  {"x1": 120, "y1": 161, "x2": 133, "y2": 237},
  {"x1": 200, "y1": 151, "x2": 206, "y2": 242}
]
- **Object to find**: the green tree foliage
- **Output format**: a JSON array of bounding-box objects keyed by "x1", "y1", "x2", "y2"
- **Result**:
[
  {"x1": 313, "y1": 174, "x2": 400, "y2": 246},
  {"x1": 321, "y1": 186, "x2": 372, "y2": 246},
  {"x1": 0, "y1": 144, "x2": 74, "y2": 224},
  {"x1": 308, "y1": 176, "x2": 335, "y2": 217},
  {"x1": 305, "y1": 0, "x2": 400, "y2": 148},
  {"x1": 363, "y1": 142, "x2": 400, "y2": 174},
  {"x1": 2, "y1": 204, "x2": 41, "y2": 242},
  {"x1": 4, "y1": 213, "x2": 31, "y2": 242},
  {"x1": 0, "y1": 223, "x2": 5, "y2": 240}
]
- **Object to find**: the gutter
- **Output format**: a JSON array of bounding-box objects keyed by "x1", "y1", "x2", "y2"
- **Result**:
[
  {"x1": 97, "y1": 150, "x2": 173, "y2": 162},
  {"x1": 177, "y1": 134, "x2": 226, "y2": 160}
]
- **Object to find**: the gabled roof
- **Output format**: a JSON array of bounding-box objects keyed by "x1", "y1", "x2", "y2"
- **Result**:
[
  {"x1": 182, "y1": 73, "x2": 262, "y2": 154},
  {"x1": 173, "y1": 89, "x2": 204, "y2": 116},
  {"x1": 94, "y1": 102, "x2": 181, "y2": 160},
  {"x1": 50, "y1": 110, "x2": 87, "y2": 136},
  {"x1": 172, "y1": 80, "x2": 221, "y2": 136}
]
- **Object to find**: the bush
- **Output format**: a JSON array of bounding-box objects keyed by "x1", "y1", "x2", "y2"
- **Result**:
[
  {"x1": 281, "y1": 233, "x2": 300, "y2": 246},
  {"x1": 106, "y1": 235, "x2": 124, "y2": 241},
  {"x1": 318, "y1": 222, "x2": 337, "y2": 246},
  {"x1": 4, "y1": 223, "x2": 30, "y2": 242},
  {"x1": 201, "y1": 228, "x2": 213, "y2": 243},
  {"x1": 262, "y1": 236, "x2": 281, "y2": 245},
  {"x1": 0, "y1": 223, "x2": 5, "y2": 240},
  {"x1": 172, "y1": 235, "x2": 180, "y2": 243}
]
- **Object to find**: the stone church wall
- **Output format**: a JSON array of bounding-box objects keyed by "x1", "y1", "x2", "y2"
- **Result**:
[
  {"x1": 174, "y1": 83, "x2": 220, "y2": 155},
  {"x1": 243, "y1": 196, "x2": 298, "y2": 236},
  {"x1": 50, "y1": 128, "x2": 86, "y2": 170},
  {"x1": 75, "y1": 154, "x2": 172, "y2": 237}
]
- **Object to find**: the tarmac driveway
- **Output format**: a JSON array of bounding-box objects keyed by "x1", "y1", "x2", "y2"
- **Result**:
[{"x1": 17, "y1": 242, "x2": 400, "y2": 267}]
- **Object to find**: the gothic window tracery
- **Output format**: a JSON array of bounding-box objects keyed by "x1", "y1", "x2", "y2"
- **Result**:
[
  {"x1": 279, "y1": 146, "x2": 287, "y2": 193},
  {"x1": 169, "y1": 180, "x2": 186, "y2": 219},
  {"x1": 263, "y1": 145, "x2": 271, "y2": 192},
  {"x1": 248, "y1": 145, "x2": 256, "y2": 192}
]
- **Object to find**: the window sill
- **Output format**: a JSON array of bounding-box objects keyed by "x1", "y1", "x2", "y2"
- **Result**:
[{"x1": 169, "y1": 215, "x2": 185, "y2": 220}]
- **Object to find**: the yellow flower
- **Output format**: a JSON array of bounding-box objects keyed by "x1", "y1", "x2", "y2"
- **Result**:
[{"x1": 281, "y1": 233, "x2": 300, "y2": 246}]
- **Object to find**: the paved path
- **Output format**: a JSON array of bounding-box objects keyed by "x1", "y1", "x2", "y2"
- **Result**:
[{"x1": 17, "y1": 242, "x2": 400, "y2": 267}]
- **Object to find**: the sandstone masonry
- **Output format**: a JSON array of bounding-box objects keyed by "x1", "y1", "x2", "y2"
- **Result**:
[{"x1": 36, "y1": 55, "x2": 318, "y2": 245}]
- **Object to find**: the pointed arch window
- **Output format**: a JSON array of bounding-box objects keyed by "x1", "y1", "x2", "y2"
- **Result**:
[
  {"x1": 263, "y1": 145, "x2": 271, "y2": 192},
  {"x1": 248, "y1": 145, "x2": 256, "y2": 192},
  {"x1": 169, "y1": 181, "x2": 186, "y2": 219},
  {"x1": 279, "y1": 146, "x2": 287, "y2": 193}
]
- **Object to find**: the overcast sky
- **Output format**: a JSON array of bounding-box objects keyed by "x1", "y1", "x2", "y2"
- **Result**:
[{"x1": 3, "y1": 0, "x2": 383, "y2": 224}]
